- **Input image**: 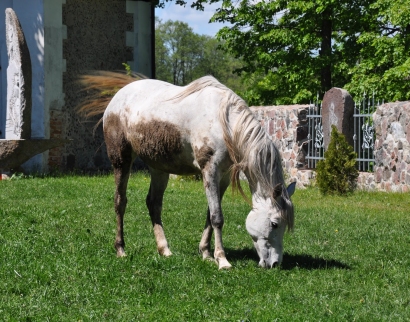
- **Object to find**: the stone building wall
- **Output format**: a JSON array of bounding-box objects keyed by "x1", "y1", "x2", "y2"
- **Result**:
[
  {"x1": 1, "y1": 1, "x2": 154, "y2": 173},
  {"x1": 56, "y1": 0, "x2": 132, "y2": 171}
]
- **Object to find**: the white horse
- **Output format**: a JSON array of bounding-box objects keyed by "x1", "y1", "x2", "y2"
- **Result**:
[{"x1": 84, "y1": 74, "x2": 295, "y2": 269}]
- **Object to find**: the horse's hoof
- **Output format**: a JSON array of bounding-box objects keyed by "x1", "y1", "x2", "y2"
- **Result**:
[
  {"x1": 200, "y1": 250, "x2": 213, "y2": 261},
  {"x1": 159, "y1": 248, "x2": 172, "y2": 257},
  {"x1": 204, "y1": 256, "x2": 215, "y2": 263},
  {"x1": 116, "y1": 249, "x2": 126, "y2": 257},
  {"x1": 217, "y1": 258, "x2": 232, "y2": 270}
]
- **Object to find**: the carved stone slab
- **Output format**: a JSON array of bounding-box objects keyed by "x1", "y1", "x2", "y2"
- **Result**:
[
  {"x1": 5, "y1": 8, "x2": 32, "y2": 139},
  {"x1": 322, "y1": 87, "x2": 354, "y2": 149}
]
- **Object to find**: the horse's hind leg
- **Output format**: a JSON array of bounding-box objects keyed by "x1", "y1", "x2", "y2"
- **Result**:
[
  {"x1": 113, "y1": 159, "x2": 132, "y2": 257},
  {"x1": 146, "y1": 168, "x2": 172, "y2": 256},
  {"x1": 199, "y1": 208, "x2": 213, "y2": 260},
  {"x1": 105, "y1": 121, "x2": 133, "y2": 257}
]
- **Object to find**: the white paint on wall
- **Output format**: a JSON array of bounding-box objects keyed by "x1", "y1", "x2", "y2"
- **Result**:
[{"x1": 126, "y1": 1, "x2": 153, "y2": 78}]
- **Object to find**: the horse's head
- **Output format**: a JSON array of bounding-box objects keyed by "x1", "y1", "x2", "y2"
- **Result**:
[{"x1": 246, "y1": 182, "x2": 295, "y2": 268}]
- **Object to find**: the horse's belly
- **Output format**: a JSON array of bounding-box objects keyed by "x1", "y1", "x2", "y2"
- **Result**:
[
  {"x1": 139, "y1": 142, "x2": 200, "y2": 175},
  {"x1": 141, "y1": 156, "x2": 201, "y2": 175}
]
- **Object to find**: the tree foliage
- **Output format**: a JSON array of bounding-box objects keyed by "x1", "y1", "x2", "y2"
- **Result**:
[
  {"x1": 155, "y1": 19, "x2": 244, "y2": 92},
  {"x1": 316, "y1": 126, "x2": 359, "y2": 195},
  {"x1": 160, "y1": 0, "x2": 410, "y2": 105},
  {"x1": 155, "y1": 19, "x2": 203, "y2": 85},
  {"x1": 345, "y1": 0, "x2": 410, "y2": 101}
]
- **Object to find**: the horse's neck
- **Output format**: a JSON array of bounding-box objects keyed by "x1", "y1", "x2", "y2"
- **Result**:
[
  {"x1": 246, "y1": 176, "x2": 271, "y2": 207},
  {"x1": 242, "y1": 169, "x2": 263, "y2": 197}
]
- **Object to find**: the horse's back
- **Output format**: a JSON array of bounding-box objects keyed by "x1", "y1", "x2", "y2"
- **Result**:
[
  {"x1": 105, "y1": 79, "x2": 223, "y2": 123},
  {"x1": 103, "y1": 78, "x2": 231, "y2": 175}
]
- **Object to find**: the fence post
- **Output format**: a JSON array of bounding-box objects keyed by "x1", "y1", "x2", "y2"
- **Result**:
[{"x1": 322, "y1": 87, "x2": 355, "y2": 149}]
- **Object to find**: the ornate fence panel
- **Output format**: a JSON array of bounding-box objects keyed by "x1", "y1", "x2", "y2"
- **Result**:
[
  {"x1": 306, "y1": 102, "x2": 324, "y2": 169},
  {"x1": 306, "y1": 93, "x2": 378, "y2": 171},
  {"x1": 353, "y1": 94, "x2": 379, "y2": 172}
]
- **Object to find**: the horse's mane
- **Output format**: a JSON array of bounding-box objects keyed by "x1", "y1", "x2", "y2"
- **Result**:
[
  {"x1": 170, "y1": 75, "x2": 236, "y2": 102},
  {"x1": 220, "y1": 97, "x2": 294, "y2": 230},
  {"x1": 174, "y1": 76, "x2": 294, "y2": 230}
]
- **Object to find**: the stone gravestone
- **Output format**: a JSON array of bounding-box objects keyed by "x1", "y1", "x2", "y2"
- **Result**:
[
  {"x1": 322, "y1": 87, "x2": 354, "y2": 149},
  {"x1": 5, "y1": 8, "x2": 32, "y2": 139}
]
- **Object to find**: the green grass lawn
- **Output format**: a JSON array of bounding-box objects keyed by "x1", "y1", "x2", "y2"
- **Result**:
[{"x1": 0, "y1": 173, "x2": 409, "y2": 321}]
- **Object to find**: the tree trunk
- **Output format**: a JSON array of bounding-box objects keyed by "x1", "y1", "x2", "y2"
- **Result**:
[
  {"x1": 320, "y1": 7, "x2": 332, "y2": 94},
  {"x1": 405, "y1": 24, "x2": 410, "y2": 52}
]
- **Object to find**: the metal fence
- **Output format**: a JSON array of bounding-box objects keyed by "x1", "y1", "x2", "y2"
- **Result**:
[
  {"x1": 306, "y1": 93, "x2": 379, "y2": 171},
  {"x1": 353, "y1": 93, "x2": 380, "y2": 171},
  {"x1": 306, "y1": 101, "x2": 324, "y2": 169}
]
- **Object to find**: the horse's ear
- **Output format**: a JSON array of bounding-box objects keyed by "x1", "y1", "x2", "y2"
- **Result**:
[
  {"x1": 287, "y1": 181, "x2": 296, "y2": 197},
  {"x1": 272, "y1": 183, "x2": 283, "y2": 199}
]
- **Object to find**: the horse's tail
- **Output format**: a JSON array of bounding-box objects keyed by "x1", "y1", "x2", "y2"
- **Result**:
[{"x1": 77, "y1": 70, "x2": 146, "y2": 123}]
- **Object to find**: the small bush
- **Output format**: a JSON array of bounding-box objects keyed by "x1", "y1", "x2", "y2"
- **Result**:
[{"x1": 316, "y1": 125, "x2": 359, "y2": 195}]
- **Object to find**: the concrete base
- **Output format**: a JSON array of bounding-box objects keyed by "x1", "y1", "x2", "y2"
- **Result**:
[{"x1": 0, "y1": 138, "x2": 70, "y2": 170}]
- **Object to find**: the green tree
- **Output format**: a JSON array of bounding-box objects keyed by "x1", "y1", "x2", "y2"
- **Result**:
[
  {"x1": 155, "y1": 18, "x2": 173, "y2": 83},
  {"x1": 184, "y1": 0, "x2": 376, "y2": 104},
  {"x1": 160, "y1": 0, "x2": 409, "y2": 104},
  {"x1": 155, "y1": 19, "x2": 203, "y2": 85},
  {"x1": 345, "y1": 0, "x2": 410, "y2": 101},
  {"x1": 155, "y1": 19, "x2": 244, "y2": 93},
  {"x1": 316, "y1": 126, "x2": 359, "y2": 195},
  {"x1": 191, "y1": 36, "x2": 244, "y2": 91}
]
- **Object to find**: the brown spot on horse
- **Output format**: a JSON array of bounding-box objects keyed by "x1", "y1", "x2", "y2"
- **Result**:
[
  {"x1": 195, "y1": 139, "x2": 215, "y2": 170},
  {"x1": 129, "y1": 119, "x2": 183, "y2": 161}
]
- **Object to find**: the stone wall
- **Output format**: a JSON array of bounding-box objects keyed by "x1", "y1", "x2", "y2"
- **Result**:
[
  {"x1": 252, "y1": 100, "x2": 410, "y2": 192},
  {"x1": 251, "y1": 105, "x2": 316, "y2": 188},
  {"x1": 56, "y1": 0, "x2": 155, "y2": 172},
  {"x1": 366, "y1": 101, "x2": 410, "y2": 192}
]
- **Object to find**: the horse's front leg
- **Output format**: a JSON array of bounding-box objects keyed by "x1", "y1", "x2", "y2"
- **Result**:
[
  {"x1": 201, "y1": 168, "x2": 232, "y2": 269},
  {"x1": 199, "y1": 173, "x2": 230, "y2": 262},
  {"x1": 146, "y1": 168, "x2": 172, "y2": 257}
]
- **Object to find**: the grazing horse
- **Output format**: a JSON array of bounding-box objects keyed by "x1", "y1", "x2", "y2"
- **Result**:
[{"x1": 84, "y1": 74, "x2": 295, "y2": 269}]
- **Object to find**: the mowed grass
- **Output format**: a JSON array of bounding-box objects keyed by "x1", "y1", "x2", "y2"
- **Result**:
[{"x1": 0, "y1": 173, "x2": 409, "y2": 321}]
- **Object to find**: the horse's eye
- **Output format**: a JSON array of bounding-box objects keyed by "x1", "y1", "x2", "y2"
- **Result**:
[{"x1": 271, "y1": 222, "x2": 278, "y2": 229}]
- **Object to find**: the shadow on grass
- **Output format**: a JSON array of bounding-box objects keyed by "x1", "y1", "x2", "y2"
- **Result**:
[
  {"x1": 225, "y1": 247, "x2": 259, "y2": 262},
  {"x1": 281, "y1": 253, "x2": 350, "y2": 270},
  {"x1": 225, "y1": 248, "x2": 350, "y2": 270}
]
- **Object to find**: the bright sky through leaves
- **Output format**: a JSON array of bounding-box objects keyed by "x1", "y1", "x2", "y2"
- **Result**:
[{"x1": 155, "y1": 1, "x2": 229, "y2": 36}]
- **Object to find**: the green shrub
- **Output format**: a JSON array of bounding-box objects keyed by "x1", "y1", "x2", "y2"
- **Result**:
[{"x1": 316, "y1": 125, "x2": 359, "y2": 195}]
